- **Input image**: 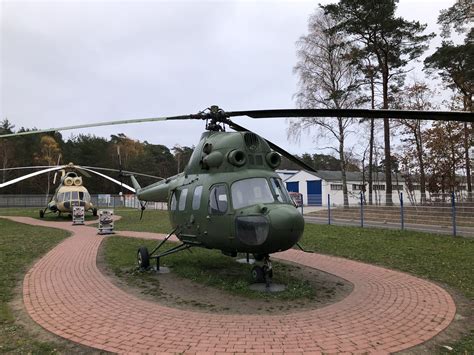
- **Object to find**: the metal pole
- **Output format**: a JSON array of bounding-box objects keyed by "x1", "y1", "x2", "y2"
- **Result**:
[
  {"x1": 400, "y1": 192, "x2": 404, "y2": 231},
  {"x1": 452, "y1": 192, "x2": 456, "y2": 237},
  {"x1": 328, "y1": 194, "x2": 331, "y2": 225},
  {"x1": 360, "y1": 192, "x2": 364, "y2": 228}
]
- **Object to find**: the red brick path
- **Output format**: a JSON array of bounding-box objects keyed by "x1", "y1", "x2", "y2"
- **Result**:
[{"x1": 3, "y1": 216, "x2": 456, "y2": 354}]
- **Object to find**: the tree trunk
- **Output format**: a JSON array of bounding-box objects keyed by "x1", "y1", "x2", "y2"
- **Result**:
[
  {"x1": 338, "y1": 119, "x2": 349, "y2": 207},
  {"x1": 415, "y1": 122, "x2": 427, "y2": 204},
  {"x1": 382, "y1": 68, "x2": 393, "y2": 205},
  {"x1": 368, "y1": 120, "x2": 374, "y2": 207},
  {"x1": 464, "y1": 121, "x2": 472, "y2": 202},
  {"x1": 368, "y1": 73, "x2": 375, "y2": 205}
]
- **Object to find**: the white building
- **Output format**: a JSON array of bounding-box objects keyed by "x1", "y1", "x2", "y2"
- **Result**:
[{"x1": 278, "y1": 170, "x2": 406, "y2": 206}]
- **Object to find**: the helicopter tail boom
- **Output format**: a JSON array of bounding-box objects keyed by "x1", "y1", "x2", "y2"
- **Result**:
[{"x1": 130, "y1": 175, "x2": 142, "y2": 193}]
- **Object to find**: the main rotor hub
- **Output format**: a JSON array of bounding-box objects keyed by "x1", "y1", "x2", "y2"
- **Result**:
[{"x1": 194, "y1": 105, "x2": 231, "y2": 132}]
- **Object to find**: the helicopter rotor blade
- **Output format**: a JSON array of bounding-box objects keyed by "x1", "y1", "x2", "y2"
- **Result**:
[
  {"x1": 226, "y1": 108, "x2": 472, "y2": 122},
  {"x1": 0, "y1": 166, "x2": 67, "y2": 189},
  {"x1": 79, "y1": 166, "x2": 164, "y2": 180},
  {"x1": 0, "y1": 108, "x2": 470, "y2": 140},
  {"x1": 0, "y1": 165, "x2": 58, "y2": 171},
  {"x1": 0, "y1": 114, "x2": 197, "y2": 138},
  {"x1": 74, "y1": 167, "x2": 91, "y2": 178},
  {"x1": 77, "y1": 167, "x2": 136, "y2": 193},
  {"x1": 226, "y1": 121, "x2": 317, "y2": 172}
]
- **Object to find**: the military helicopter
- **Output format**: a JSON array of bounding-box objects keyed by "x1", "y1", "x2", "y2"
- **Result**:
[
  {"x1": 1, "y1": 106, "x2": 470, "y2": 283},
  {"x1": 0, "y1": 162, "x2": 159, "y2": 218}
]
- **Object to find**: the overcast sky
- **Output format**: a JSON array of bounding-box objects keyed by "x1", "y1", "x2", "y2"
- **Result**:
[{"x1": 1, "y1": 0, "x2": 454, "y2": 157}]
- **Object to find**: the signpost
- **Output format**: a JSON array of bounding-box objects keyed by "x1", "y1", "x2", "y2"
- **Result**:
[
  {"x1": 72, "y1": 206, "x2": 85, "y2": 225},
  {"x1": 98, "y1": 209, "x2": 114, "y2": 235}
]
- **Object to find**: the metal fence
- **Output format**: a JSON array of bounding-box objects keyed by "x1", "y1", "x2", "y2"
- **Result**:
[
  {"x1": 304, "y1": 192, "x2": 474, "y2": 238},
  {"x1": 0, "y1": 194, "x2": 168, "y2": 210},
  {"x1": 1, "y1": 193, "x2": 473, "y2": 238}
]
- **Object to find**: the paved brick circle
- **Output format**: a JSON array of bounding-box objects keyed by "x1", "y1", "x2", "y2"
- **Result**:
[{"x1": 4, "y1": 216, "x2": 456, "y2": 354}]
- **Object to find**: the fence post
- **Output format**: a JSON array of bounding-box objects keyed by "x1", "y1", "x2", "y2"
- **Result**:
[
  {"x1": 400, "y1": 192, "x2": 404, "y2": 231},
  {"x1": 451, "y1": 192, "x2": 457, "y2": 237},
  {"x1": 327, "y1": 194, "x2": 331, "y2": 225},
  {"x1": 360, "y1": 192, "x2": 364, "y2": 228}
]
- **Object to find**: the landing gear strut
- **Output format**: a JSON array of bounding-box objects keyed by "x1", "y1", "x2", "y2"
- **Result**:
[
  {"x1": 136, "y1": 228, "x2": 192, "y2": 272},
  {"x1": 251, "y1": 255, "x2": 273, "y2": 287}
]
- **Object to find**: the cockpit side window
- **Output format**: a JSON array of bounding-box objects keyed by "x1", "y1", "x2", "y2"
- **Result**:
[
  {"x1": 64, "y1": 192, "x2": 71, "y2": 201},
  {"x1": 209, "y1": 184, "x2": 228, "y2": 215},
  {"x1": 270, "y1": 177, "x2": 291, "y2": 203}
]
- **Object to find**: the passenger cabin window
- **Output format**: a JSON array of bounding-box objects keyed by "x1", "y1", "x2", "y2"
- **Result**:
[
  {"x1": 178, "y1": 188, "x2": 188, "y2": 211},
  {"x1": 209, "y1": 184, "x2": 228, "y2": 215},
  {"x1": 192, "y1": 186, "x2": 203, "y2": 210},
  {"x1": 231, "y1": 178, "x2": 274, "y2": 209},
  {"x1": 170, "y1": 191, "x2": 177, "y2": 210}
]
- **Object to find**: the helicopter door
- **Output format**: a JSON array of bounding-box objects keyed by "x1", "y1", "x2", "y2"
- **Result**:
[{"x1": 205, "y1": 184, "x2": 231, "y2": 249}]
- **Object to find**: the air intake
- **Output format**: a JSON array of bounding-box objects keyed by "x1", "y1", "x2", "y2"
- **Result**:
[{"x1": 244, "y1": 133, "x2": 259, "y2": 151}]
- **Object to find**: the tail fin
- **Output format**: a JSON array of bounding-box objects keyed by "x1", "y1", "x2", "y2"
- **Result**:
[{"x1": 130, "y1": 175, "x2": 142, "y2": 193}]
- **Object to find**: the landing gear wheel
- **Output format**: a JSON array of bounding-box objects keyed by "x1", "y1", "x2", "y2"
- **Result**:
[
  {"x1": 137, "y1": 246, "x2": 150, "y2": 269},
  {"x1": 92, "y1": 208, "x2": 98, "y2": 217},
  {"x1": 39, "y1": 210, "x2": 45, "y2": 218},
  {"x1": 251, "y1": 265, "x2": 265, "y2": 283},
  {"x1": 253, "y1": 253, "x2": 265, "y2": 262}
]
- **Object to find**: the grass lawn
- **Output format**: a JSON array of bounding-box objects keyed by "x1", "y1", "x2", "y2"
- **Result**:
[
  {"x1": 0, "y1": 218, "x2": 69, "y2": 353},
  {"x1": 112, "y1": 208, "x2": 171, "y2": 232}
]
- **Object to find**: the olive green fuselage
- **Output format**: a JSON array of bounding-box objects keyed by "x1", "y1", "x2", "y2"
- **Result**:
[{"x1": 135, "y1": 131, "x2": 304, "y2": 256}]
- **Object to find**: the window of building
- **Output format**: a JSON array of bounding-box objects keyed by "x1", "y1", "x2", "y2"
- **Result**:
[
  {"x1": 209, "y1": 184, "x2": 228, "y2": 214},
  {"x1": 192, "y1": 186, "x2": 203, "y2": 210},
  {"x1": 178, "y1": 188, "x2": 188, "y2": 211},
  {"x1": 393, "y1": 185, "x2": 403, "y2": 190},
  {"x1": 352, "y1": 184, "x2": 365, "y2": 191},
  {"x1": 373, "y1": 184, "x2": 385, "y2": 190},
  {"x1": 412, "y1": 185, "x2": 421, "y2": 190},
  {"x1": 331, "y1": 184, "x2": 343, "y2": 190}
]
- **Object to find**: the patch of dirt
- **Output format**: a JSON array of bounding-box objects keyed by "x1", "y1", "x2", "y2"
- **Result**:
[{"x1": 97, "y1": 241, "x2": 354, "y2": 315}]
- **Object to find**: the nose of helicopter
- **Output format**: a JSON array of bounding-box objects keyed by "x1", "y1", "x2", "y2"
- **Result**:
[{"x1": 266, "y1": 204, "x2": 305, "y2": 252}]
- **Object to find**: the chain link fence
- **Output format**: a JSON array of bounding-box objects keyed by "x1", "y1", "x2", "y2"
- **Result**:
[{"x1": 0, "y1": 194, "x2": 168, "y2": 210}]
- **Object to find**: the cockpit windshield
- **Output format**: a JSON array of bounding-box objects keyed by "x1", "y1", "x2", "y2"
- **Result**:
[{"x1": 231, "y1": 178, "x2": 274, "y2": 209}]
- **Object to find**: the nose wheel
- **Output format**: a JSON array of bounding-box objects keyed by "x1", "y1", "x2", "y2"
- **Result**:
[{"x1": 251, "y1": 255, "x2": 273, "y2": 287}]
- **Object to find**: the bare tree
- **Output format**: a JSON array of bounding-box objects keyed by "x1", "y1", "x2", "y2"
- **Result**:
[
  {"x1": 394, "y1": 81, "x2": 435, "y2": 204},
  {"x1": 290, "y1": 10, "x2": 361, "y2": 207}
]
